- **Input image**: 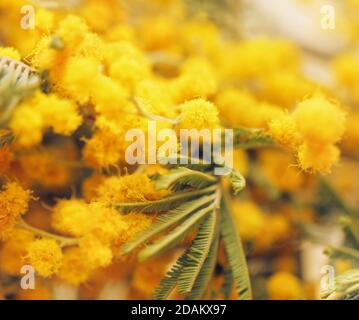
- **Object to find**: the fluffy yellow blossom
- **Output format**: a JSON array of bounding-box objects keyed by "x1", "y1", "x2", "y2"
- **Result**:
[
  {"x1": 292, "y1": 93, "x2": 347, "y2": 146},
  {"x1": 51, "y1": 199, "x2": 92, "y2": 237},
  {"x1": 57, "y1": 246, "x2": 93, "y2": 285},
  {"x1": 260, "y1": 72, "x2": 313, "y2": 108},
  {"x1": 91, "y1": 75, "x2": 129, "y2": 117},
  {"x1": 332, "y1": 52, "x2": 359, "y2": 87},
  {"x1": 268, "y1": 112, "x2": 301, "y2": 150},
  {"x1": 172, "y1": 57, "x2": 218, "y2": 102},
  {"x1": 35, "y1": 8, "x2": 55, "y2": 33},
  {"x1": 82, "y1": 124, "x2": 126, "y2": 168},
  {"x1": 177, "y1": 98, "x2": 220, "y2": 132},
  {"x1": 52, "y1": 199, "x2": 127, "y2": 244},
  {"x1": 80, "y1": 0, "x2": 126, "y2": 33},
  {"x1": 0, "y1": 229, "x2": 34, "y2": 275},
  {"x1": 96, "y1": 173, "x2": 164, "y2": 205},
  {"x1": 81, "y1": 174, "x2": 106, "y2": 202},
  {"x1": 115, "y1": 212, "x2": 156, "y2": 246},
  {"x1": 219, "y1": 38, "x2": 299, "y2": 80},
  {"x1": 79, "y1": 236, "x2": 113, "y2": 269},
  {"x1": 258, "y1": 149, "x2": 305, "y2": 192},
  {"x1": 216, "y1": 89, "x2": 282, "y2": 128},
  {"x1": 30, "y1": 36, "x2": 64, "y2": 78},
  {"x1": 36, "y1": 94, "x2": 82, "y2": 135},
  {"x1": 268, "y1": 92, "x2": 347, "y2": 173},
  {"x1": 60, "y1": 56, "x2": 101, "y2": 103},
  {"x1": 26, "y1": 238, "x2": 63, "y2": 277},
  {"x1": 297, "y1": 143, "x2": 340, "y2": 174},
  {"x1": 74, "y1": 32, "x2": 106, "y2": 61},
  {"x1": 267, "y1": 272, "x2": 303, "y2": 300},
  {"x1": 18, "y1": 144, "x2": 76, "y2": 190},
  {"x1": 109, "y1": 55, "x2": 150, "y2": 93},
  {"x1": 232, "y1": 201, "x2": 266, "y2": 241},
  {"x1": 57, "y1": 15, "x2": 90, "y2": 49},
  {"x1": 135, "y1": 79, "x2": 177, "y2": 119},
  {"x1": 138, "y1": 15, "x2": 178, "y2": 51},
  {"x1": 0, "y1": 182, "x2": 32, "y2": 240},
  {"x1": 10, "y1": 105, "x2": 43, "y2": 148}
]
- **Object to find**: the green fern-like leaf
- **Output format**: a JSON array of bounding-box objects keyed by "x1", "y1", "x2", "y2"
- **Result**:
[
  {"x1": 177, "y1": 211, "x2": 217, "y2": 294},
  {"x1": 156, "y1": 167, "x2": 217, "y2": 191},
  {"x1": 121, "y1": 194, "x2": 216, "y2": 255},
  {"x1": 138, "y1": 203, "x2": 216, "y2": 261},
  {"x1": 0, "y1": 129, "x2": 14, "y2": 148},
  {"x1": 221, "y1": 266, "x2": 234, "y2": 299},
  {"x1": 153, "y1": 250, "x2": 187, "y2": 300},
  {"x1": 325, "y1": 246, "x2": 359, "y2": 264},
  {"x1": 115, "y1": 185, "x2": 216, "y2": 213},
  {"x1": 220, "y1": 194, "x2": 252, "y2": 299},
  {"x1": 158, "y1": 154, "x2": 214, "y2": 172},
  {"x1": 0, "y1": 57, "x2": 39, "y2": 127},
  {"x1": 228, "y1": 170, "x2": 246, "y2": 195},
  {"x1": 185, "y1": 228, "x2": 219, "y2": 300},
  {"x1": 232, "y1": 127, "x2": 273, "y2": 149}
]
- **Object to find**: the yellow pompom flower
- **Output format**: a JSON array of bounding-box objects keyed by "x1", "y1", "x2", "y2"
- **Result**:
[
  {"x1": 0, "y1": 182, "x2": 32, "y2": 240},
  {"x1": 268, "y1": 112, "x2": 301, "y2": 150},
  {"x1": 260, "y1": 71, "x2": 313, "y2": 108},
  {"x1": 173, "y1": 57, "x2": 218, "y2": 102},
  {"x1": 177, "y1": 98, "x2": 220, "y2": 132},
  {"x1": 35, "y1": 8, "x2": 55, "y2": 33},
  {"x1": 57, "y1": 246, "x2": 93, "y2": 285},
  {"x1": 216, "y1": 88, "x2": 282, "y2": 129},
  {"x1": 292, "y1": 92, "x2": 347, "y2": 146},
  {"x1": 82, "y1": 122, "x2": 126, "y2": 169},
  {"x1": 51, "y1": 199, "x2": 93, "y2": 237},
  {"x1": 60, "y1": 56, "x2": 101, "y2": 103},
  {"x1": 79, "y1": 235, "x2": 113, "y2": 269},
  {"x1": 297, "y1": 143, "x2": 340, "y2": 174},
  {"x1": 332, "y1": 52, "x2": 359, "y2": 87},
  {"x1": 232, "y1": 201, "x2": 266, "y2": 241},
  {"x1": 52, "y1": 199, "x2": 127, "y2": 245},
  {"x1": 36, "y1": 94, "x2": 82, "y2": 135},
  {"x1": 258, "y1": 149, "x2": 304, "y2": 192},
  {"x1": 109, "y1": 56, "x2": 150, "y2": 93},
  {"x1": 57, "y1": 15, "x2": 90, "y2": 49},
  {"x1": 10, "y1": 105, "x2": 43, "y2": 148},
  {"x1": 267, "y1": 272, "x2": 303, "y2": 300},
  {"x1": 268, "y1": 92, "x2": 347, "y2": 174},
  {"x1": 96, "y1": 173, "x2": 164, "y2": 205},
  {"x1": 115, "y1": 212, "x2": 156, "y2": 248},
  {"x1": 0, "y1": 229, "x2": 34, "y2": 275},
  {"x1": 91, "y1": 75, "x2": 129, "y2": 117},
  {"x1": 26, "y1": 239, "x2": 63, "y2": 278}
]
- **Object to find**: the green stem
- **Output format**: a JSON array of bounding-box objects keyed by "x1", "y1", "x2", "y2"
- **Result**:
[
  {"x1": 116, "y1": 184, "x2": 218, "y2": 213},
  {"x1": 17, "y1": 219, "x2": 79, "y2": 247}
]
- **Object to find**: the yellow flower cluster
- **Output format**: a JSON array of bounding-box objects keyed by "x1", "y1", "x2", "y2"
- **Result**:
[
  {"x1": 0, "y1": 0, "x2": 357, "y2": 301},
  {"x1": 0, "y1": 182, "x2": 31, "y2": 240},
  {"x1": 268, "y1": 92, "x2": 347, "y2": 174}
]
